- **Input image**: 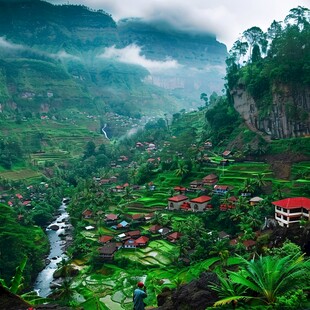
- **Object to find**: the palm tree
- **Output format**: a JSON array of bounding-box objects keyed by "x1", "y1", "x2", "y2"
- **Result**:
[
  {"x1": 174, "y1": 161, "x2": 189, "y2": 179},
  {"x1": 235, "y1": 196, "x2": 249, "y2": 211},
  {"x1": 122, "y1": 186, "x2": 133, "y2": 203},
  {"x1": 213, "y1": 254, "x2": 310, "y2": 307},
  {"x1": 254, "y1": 173, "x2": 266, "y2": 190},
  {"x1": 272, "y1": 183, "x2": 284, "y2": 200},
  {"x1": 244, "y1": 208, "x2": 263, "y2": 230},
  {"x1": 240, "y1": 178, "x2": 256, "y2": 196},
  {"x1": 229, "y1": 207, "x2": 245, "y2": 223}
]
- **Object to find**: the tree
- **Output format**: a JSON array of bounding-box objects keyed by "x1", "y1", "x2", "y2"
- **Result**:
[
  {"x1": 83, "y1": 141, "x2": 96, "y2": 159},
  {"x1": 267, "y1": 20, "x2": 283, "y2": 41},
  {"x1": 240, "y1": 178, "x2": 255, "y2": 196},
  {"x1": 253, "y1": 173, "x2": 266, "y2": 194},
  {"x1": 174, "y1": 161, "x2": 189, "y2": 179},
  {"x1": 213, "y1": 254, "x2": 310, "y2": 307},
  {"x1": 285, "y1": 6, "x2": 310, "y2": 29},
  {"x1": 243, "y1": 26, "x2": 268, "y2": 59},
  {"x1": 230, "y1": 39, "x2": 249, "y2": 65},
  {"x1": 200, "y1": 93, "x2": 209, "y2": 106}
]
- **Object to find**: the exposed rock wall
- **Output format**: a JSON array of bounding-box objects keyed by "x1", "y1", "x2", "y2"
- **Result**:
[{"x1": 232, "y1": 84, "x2": 310, "y2": 139}]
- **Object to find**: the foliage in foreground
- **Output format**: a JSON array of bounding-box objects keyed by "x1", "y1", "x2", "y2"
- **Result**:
[{"x1": 211, "y1": 254, "x2": 310, "y2": 308}]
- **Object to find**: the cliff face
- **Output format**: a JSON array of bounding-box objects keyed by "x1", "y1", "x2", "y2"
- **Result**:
[{"x1": 233, "y1": 84, "x2": 310, "y2": 139}]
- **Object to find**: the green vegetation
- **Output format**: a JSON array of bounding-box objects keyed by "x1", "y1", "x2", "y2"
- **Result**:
[
  {"x1": 226, "y1": 6, "x2": 310, "y2": 119},
  {"x1": 0, "y1": 3, "x2": 309, "y2": 310}
]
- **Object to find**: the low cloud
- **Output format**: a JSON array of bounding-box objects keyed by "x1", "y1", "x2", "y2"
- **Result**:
[
  {"x1": 98, "y1": 44, "x2": 181, "y2": 72},
  {"x1": 54, "y1": 50, "x2": 80, "y2": 60},
  {"x1": 47, "y1": 0, "x2": 309, "y2": 49},
  {"x1": 0, "y1": 37, "x2": 24, "y2": 49}
]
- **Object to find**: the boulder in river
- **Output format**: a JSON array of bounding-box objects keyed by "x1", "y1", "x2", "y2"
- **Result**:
[{"x1": 49, "y1": 224, "x2": 59, "y2": 231}]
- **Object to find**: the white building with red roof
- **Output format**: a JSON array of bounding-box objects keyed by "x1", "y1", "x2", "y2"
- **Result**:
[
  {"x1": 190, "y1": 196, "x2": 212, "y2": 212},
  {"x1": 168, "y1": 195, "x2": 189, "y2": 210},
  {"x1": 273, "y1": 197, "x2": 310, "y2": 227}
]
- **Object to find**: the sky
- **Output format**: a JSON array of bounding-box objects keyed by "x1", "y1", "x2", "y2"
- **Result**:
[{"x1": 47, "y1": 0, "x2": 309, "y2": 49}]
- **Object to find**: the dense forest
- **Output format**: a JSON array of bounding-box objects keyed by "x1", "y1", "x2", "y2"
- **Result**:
[{"x1": 0, "y1": 5, "x2": 310, "y2": 310}]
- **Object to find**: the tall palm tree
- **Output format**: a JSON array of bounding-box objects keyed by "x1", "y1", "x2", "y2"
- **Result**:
[
  {"x1": 235, "y1": 196, "x2": 249, "y2": 211},
  {"x1": 241, "y1": 178, "x2": 256, "y2": 196},
  {"x1": 213, "y1": 254, "x2": 310, "y2": 307},
  {"x1": 174, "y1": 161, "x2": 189, "y2": 178},
  {"x1": 229, "y1": 207, "x2": 245, "y2": 223}
]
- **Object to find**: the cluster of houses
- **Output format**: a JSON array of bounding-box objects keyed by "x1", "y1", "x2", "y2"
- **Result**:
[{"x1": 82, "y1": 210, "x2": 182, "y2": 260}]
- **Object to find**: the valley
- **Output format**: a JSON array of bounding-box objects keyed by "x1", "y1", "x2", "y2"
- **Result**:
[{"x1": 0, "y1": 2, "x2": 310, "y2": 310}]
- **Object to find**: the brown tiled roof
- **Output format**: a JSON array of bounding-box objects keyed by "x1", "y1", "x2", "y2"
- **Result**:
[
  {"x1": 98, "y1": 243, "x2": 118, "y2": 255},
  {"x1": 168, "y1": 195, "x2": 188, "y2": 202},
  {"x1": 98, "y1": 235, "x2": 113, "y2": 243},
  {"x1": 190, "y1": 196, "x2": 212, "y2": 203}
]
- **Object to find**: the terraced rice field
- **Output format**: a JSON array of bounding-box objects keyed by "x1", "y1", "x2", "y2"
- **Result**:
[{"x1": 0, "y1": 169, "x2": 42, "y2": 180}]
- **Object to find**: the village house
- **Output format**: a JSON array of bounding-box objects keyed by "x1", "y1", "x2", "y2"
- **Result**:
[
  {"x1": 22, "y1": 200, "x2": 32, "y2": 207},
  {"x1": 167, "y1": 232, "x2": 182, "y2": 243},
  {"x1": 204, "y1": 141, "x2": 212, "y2": 149},
  {"x1": 125, "y1": 230, "x2": 141, "y2": 239},
  {"x1": 149, "y1": 224, "x2": 162, "y2": 234},
  {"x1": 113, "y1": 185, "x2": 124, "y2": 192},
  {"x1": 158, "y1": 227, "x2": 171, "y2": 236},
  {"x1": 168, "y1": 195, "x2": 189, "y2": 210},
  {"x1": 190, "y1": 196, "x2": 212, "y2": 212},
  {"x1": 273, "y1": 197, "x2": 310, "y2": 227},
  {"x1": 16, "y1": 193, "x2": 23, "y2": 199},
  {"x1": 135, "y1": 236, "x2": 149, "y2": 247},
  {"x1": 220, "y1": 196, "x2": 237, "y2": 211},
  {"x1": 213, "y1": 185, "x2": 232, "y2": 195},
  {"x1": 222, "y1": 150, "x2": 232, "y2": 158},
  {"x1": 105, "y1": 214, "x2": 119, "y2": 224},
  {"x1": 174, "y1": 186, "x2": 187, "y2": 194},
  {"x1": 98, "y1": 235, "x2": 113, "y2": 244},
  {"x1": 82, "y1": 209, "x2": 93, "y2": 219},
  {"x1": 218, "y1": 231, "x2": 230, "y2": 239},
  {"x1": 98, "y1": 242, "x2": 120, "y2": 260},
  {"x1": 202, "y1": 174, "x2": 218, "y2": 186},
  {"x1": 99, "y1": 179, "x2": 111, "y2": 185},
  {"x1": 189, "y1": 180, "x2": 204, "y2": 190},
  {"x1": 249, "y1": 196, "x2": 264, "y2": 206},
  {"x1": 124, "y1": 239, "x2": 136, "y2": 248},
  {"x1": 243, "y1": 239, "x2": 256, "y2": 250},
  {"x1": 126, "y1": 214, "x2": 145, "y2": 223},
  {"x1": 144, "y1": 213, "x2": 154, "y2": 221},
  {"x1": 115, "y1": 220, "x2": 129, "y2": 230}
]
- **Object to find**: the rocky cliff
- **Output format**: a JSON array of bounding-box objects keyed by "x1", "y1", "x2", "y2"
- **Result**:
[{"x1": 232, "y1": 83, "x2": 310, "y2": 139}]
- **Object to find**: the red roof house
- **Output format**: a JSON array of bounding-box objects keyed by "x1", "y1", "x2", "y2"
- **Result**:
[
  {"x1": 190, "y1": 195, "x2": 212, "y2": 212},
  {"x1": 168, "y1": 195, "x2": 189, "y2": 210},
  {"x1": 149, "y1": 224, "x2": 162, "y2": 234},
  {"x1": 126, "y1": 230, "x2": 141, "y2": 239},
  {"x1": 105, "y1": 214, "x2": 119, "y2": 222},
  {"x1": 98, "y1": 235, "x2": 113, "y2": 243},
  {"x1": 167, "y1": 232, "x2": 182, "y2": 243},
  {"x1": 82, "y1": 209, "x2": 93, "y2": 219},
  {"x1": 202, "y1": 174, "x2": 218, "y2": 186},
  {"x1": 273, "y1": 197, "x2": 310, "y2": 227},
  {"x1": 135, "y1": 236, "x2": 149, "y2": 247}
]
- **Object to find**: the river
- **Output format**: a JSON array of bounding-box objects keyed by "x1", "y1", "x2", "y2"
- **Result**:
[{"x1": 33, "y1": 201, "x2": 70, "y2": 297}]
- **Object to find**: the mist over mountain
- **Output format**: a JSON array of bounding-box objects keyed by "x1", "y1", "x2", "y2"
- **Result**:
[{"x1": 0, "y1": 0, "x2": 227, "y2": 118}]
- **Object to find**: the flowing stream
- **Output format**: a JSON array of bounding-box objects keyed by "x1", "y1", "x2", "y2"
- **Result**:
[
  {"x1": 33, "y1": 201, "x2": 69, "y2": 297},
  {"x1": 102, "y1": 124, "x2": 110, "y2": 140}
]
